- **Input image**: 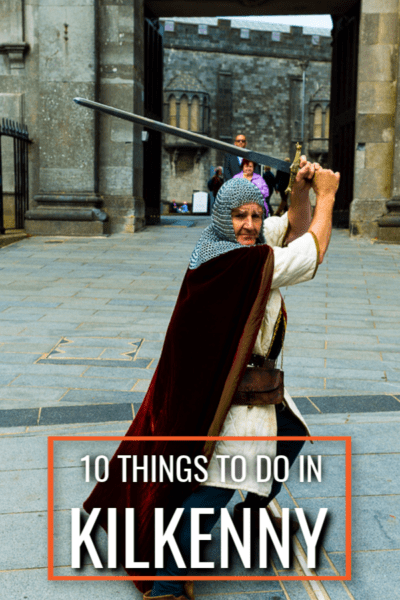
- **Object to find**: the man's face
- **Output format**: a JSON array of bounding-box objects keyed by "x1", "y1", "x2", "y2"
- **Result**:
[
  {"x1": 234, "y1": 135, "x2": 247, "y2": 148},
  {"x1": 231, "y1": 203, "x2": 263, "y2": 246}
]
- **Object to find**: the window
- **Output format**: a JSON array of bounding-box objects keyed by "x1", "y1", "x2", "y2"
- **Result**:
[
  {"x1": 180, "y1": 95, "x2": 189, "y2": 130},
  {"x1": 313, "y1": 105, "x2": 323, "y2": 138},
  {"x1": 169, "y1": 95, "x2": 177, "y2": 127},
  {"x1": 165, "y1": 76, "x2": 210, "y2": 135},
  {"x1": 190, "y1": 96, "x2": 200, "y2": 132}
]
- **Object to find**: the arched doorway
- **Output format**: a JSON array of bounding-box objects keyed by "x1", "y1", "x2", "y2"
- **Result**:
[{"x1": 144, "y1": 0, "x2": 360, "y2": 228}]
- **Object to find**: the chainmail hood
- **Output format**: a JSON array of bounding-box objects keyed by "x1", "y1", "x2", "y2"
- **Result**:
[{"x1": 189, "y1": 178, "x2": 267, "y2": 269}]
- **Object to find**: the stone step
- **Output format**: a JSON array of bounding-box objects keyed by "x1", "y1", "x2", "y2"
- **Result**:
[{"x1": 0, "y1": 230, "x2": 27, "y2": 248}]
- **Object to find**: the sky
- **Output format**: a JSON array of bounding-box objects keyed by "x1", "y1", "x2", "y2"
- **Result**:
[{"x1": 224, "y1": 14, "x2": 333, "y2": 30}]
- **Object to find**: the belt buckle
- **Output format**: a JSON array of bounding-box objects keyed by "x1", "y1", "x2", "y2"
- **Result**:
[{"x1": 248, "y1": 354, "x2": 264, "y2": 368}]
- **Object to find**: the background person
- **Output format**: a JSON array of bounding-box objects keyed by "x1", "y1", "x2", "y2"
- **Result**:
[
  {"x1": 263, "y1": 165, "x2": 276, "y2": 215},
  {"x1": 207, "y1": 166, "x2": 224, "y2": 212},
  {"x1": 275, "y1": 157, "x2": 291, "y2": 216},
  {"x1": 223, "y1": 134, "x2": 260, "y2": 180},
  {"x1": 178, "y1": 201, "x2": 189, "y2": 213},
  {"x1": 233, "y1": 159, "x2": 270, "y2": 216}
]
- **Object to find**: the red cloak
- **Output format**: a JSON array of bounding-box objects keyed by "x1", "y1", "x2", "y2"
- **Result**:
[{"x1": 83, "y1": 245, "x2": 274, "y2": 590}]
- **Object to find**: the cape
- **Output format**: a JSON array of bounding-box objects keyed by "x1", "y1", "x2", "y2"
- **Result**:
[{"x1": 83, "y1": 244, "x2": 274, "y2": 590}]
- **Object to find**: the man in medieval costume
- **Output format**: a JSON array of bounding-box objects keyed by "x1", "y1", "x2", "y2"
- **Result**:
[{"x1": 83, "y1": 157, "x2": 340, "y2": 600}]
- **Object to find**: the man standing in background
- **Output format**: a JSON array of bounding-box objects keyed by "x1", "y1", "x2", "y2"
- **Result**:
[
  {"x1": 207, "y1": 166, "x2": 224, "y2": 213},
  {"x1": 263, "y1": 166, "x2": 276, "y2": 216},
  {"x1": 275, "y1": 157, "x2": 291, "y2": 216},
  {"x1": 224, "y1": 134, "x2": 247, "y2": 180},
  {"x1": 224, "y1": 134, "x2": 261, "y2": 181}
]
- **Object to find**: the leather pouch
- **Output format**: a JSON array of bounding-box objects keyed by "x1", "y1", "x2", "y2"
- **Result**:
[{"x1": 232, "y1": 366, "x2": 284, "y2": 406}]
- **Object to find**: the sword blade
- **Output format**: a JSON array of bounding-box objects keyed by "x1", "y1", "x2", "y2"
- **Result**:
[{"x1": 73, "y1": 97, "x2": 290, "y2": 173}]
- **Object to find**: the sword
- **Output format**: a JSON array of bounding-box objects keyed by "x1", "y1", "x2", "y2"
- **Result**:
[{"x1": 73, "y1": 97, "x2": 294, "y2": 174}]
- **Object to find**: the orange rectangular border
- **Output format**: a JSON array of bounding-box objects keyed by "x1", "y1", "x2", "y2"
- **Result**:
[{"x1": 48, "y1": 435, "x2": 351, "y2": 581}]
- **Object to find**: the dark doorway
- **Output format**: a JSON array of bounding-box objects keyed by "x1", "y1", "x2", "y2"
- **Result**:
[
  {"x1": 143, "y1": 9, "x2": 163, "y2": 225},
  {"x1": 329, "y1": 1, "x2": 361, "y2": 228}
]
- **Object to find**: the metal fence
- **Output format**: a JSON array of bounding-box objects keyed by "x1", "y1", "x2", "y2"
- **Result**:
[{"x1": 0, "y1": 119, "x2": 31, "y2": 234}]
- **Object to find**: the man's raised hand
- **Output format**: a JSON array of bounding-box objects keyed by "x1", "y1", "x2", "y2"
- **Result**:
[{"x1": 312, "y1": 166, "x2": 340, "y2": 199}]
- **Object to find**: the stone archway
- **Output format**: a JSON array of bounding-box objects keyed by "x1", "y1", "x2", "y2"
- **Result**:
[{"x1": 145, "y1": 0, "x2": 360, "y2": 228}]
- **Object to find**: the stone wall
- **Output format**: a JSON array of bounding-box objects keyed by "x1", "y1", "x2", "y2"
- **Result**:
[
  {"x1": 160, "y1": 19, "x2": 332, "y2": 211},
  {"x1": 352, "y1": 0, "x2": 400, "y2": 238},
  {"x1": 0, "y1": 0, "x2": 144, "y2": 236}
]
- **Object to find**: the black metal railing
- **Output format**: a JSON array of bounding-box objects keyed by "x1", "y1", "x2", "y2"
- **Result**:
[{"x1": 0, "y1": 119, "x2": 31, "y2": 234}]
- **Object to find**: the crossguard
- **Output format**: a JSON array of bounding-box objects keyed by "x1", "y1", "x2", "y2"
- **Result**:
[{"x1": 284, "y1": 142, "x2": 303, "y2": 195}]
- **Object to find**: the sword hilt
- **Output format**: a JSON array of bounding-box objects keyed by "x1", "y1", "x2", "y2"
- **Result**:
[{"x1": 285, "y1": 142, "x2": 303, "y2": 195}]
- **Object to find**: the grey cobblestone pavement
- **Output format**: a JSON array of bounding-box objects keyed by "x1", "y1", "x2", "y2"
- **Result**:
[{"x1": 1, "y1": 217, "x2": 400, "y2": 599}]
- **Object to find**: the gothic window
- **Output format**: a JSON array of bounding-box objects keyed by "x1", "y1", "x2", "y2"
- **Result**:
[
  {"x1": 314, "y1": 105, "x2": 323, "y2": 138},
  {"x1": 164, "y1": 75, "x2": 210, "y2": 135},
  {"x1": 190, "y1": 96, "x2": 200, "y2": 132},
  {"x1": 169, "y1": 95, "x2": 177, "y2": 127},
  {"x1": 180, "y1": 95, "x2": 189, "y2": 130},
  {"x1": 308, "y1": 88, "x2": 330, "y2": 161}
]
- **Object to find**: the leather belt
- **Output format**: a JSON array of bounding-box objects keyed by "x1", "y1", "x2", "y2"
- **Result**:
[{"x1": 248, "y1": 354, "x2": 276, "y2": 369}]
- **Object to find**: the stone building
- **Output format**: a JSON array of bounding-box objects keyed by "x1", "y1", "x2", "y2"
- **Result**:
[
  {"x1": 0, "y1": 0, "x2": 399, "y2": 241},
  {"x1": 0, "y1": 0, "x2": 147, "y2": 236},
  {"x1": 160, "y1": 17, "x2": 332, "y2": 212}
]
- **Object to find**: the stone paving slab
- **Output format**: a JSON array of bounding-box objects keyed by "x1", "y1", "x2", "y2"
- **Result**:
[
  {"x1": 288, "y1": 366, "x2": 386, "y2": 380},
  {"x1": 339, "y1": 551, "x2": 400, "y2": 600},
  {"x1": 0, "y1": 385, "x2": 67, "y2": 402},
  {"x1": 324, "y1": 379, "x2": 400, "y2": 393},
  {"x1": 0, "y1": 342, "x2": 57, "y2": 353},
  {"x1": 285, "y1": 348, "x2": 383, "y2": 360},
  {"x1": 7, "y1": 374, "x2": 137, "y2": 391},
  {"x1": 0, "y1": 419, "x2": 131, "y2": 438},
  {"x1": 0, "y1": 407, "x2": 39, "y2": 427},
  {"x1": 298, "y1": 495, "x2": 400, "y2": 552},
  {"x1": 0, "y1": 468, "x2": 48, "y2": 514},
  {"x1": 314, "y1": 394, "x2": 400, "y2": 412},
  {"x1": 0, "y1": 364, "x2": 89, "y2": 377},
  {"x1": 0, "y1": 334, "x2": 60, "y2": 344},
  {"x1": 40, "y1": 403, "x2": 135, "y2": 426},
  {"x1": 2, "y1": 394, "x2": 397, "y2": 428},
  {"x1": 0, "y1": 568, "x2": 142, "y2": 600},
  {"x1": 63, "y1": 390, "x2": 146, "y2": 404},
  {"x1": 279, "y1": 580, "x2": 315, "y2": 600}
]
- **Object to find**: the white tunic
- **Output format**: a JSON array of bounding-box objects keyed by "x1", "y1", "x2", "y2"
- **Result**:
[{"x1": 203, "y1": 213, "x2": 318, "y2": 496}]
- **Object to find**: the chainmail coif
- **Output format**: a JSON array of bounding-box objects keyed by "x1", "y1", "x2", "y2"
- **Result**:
[{"x1": 189, "y1": 178, "x2": 267, "y2": 269}]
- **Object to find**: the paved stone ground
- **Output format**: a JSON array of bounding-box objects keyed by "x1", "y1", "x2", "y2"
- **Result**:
[{"x1": 1, "y1": 217, "x2": 400, "y2": 599}]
